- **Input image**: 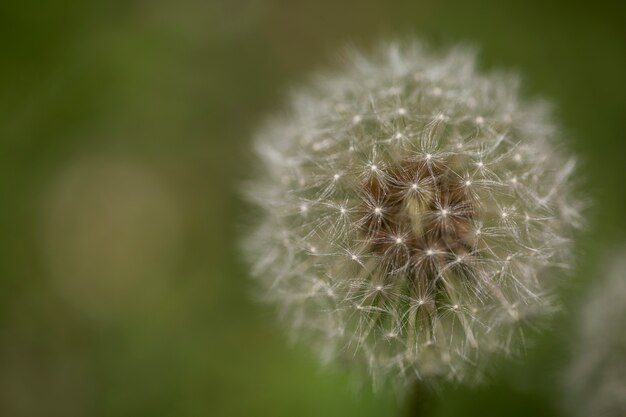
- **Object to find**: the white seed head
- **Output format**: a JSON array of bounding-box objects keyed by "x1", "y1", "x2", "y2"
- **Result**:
[
  {"x1": 243, "y1": 40, "x2": 582, "y2": 388},
  {"x1": 564, "y1": 248, "x2": 626, "y2": 417}
]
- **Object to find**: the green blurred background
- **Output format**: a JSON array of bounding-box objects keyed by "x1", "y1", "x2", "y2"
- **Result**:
[{"x1": 0, "y1": 1, "x2": 624, "y2": 416}]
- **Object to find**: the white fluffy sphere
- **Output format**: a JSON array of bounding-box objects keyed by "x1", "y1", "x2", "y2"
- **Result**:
[{"x1": 244, "y1": 40, "x2": 582, "y2": 387}]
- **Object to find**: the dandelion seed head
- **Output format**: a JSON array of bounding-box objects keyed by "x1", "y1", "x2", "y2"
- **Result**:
[
  {"x1": 564, "y1": 248, "x2": 626, "y2": 417},
  {"x1": 244, "y1": 40, "x2": 582, "y2": 389}
]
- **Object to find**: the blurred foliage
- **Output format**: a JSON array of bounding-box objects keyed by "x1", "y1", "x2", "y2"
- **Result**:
[{"x1": 0, "y1": 1, "x2": 624, "y2": 416}]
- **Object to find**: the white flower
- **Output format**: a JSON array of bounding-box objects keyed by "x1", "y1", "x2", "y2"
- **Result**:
[
  {"x1": 243, "y1": 40, "x2": 582, "y2": 387},
  {"x1": 565, "y1": 248, "x2": 626, "y2": 417}
]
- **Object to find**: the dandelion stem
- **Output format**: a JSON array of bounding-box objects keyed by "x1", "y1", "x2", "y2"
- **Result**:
[{"x1": 403, "y1": 380, "x2": 435, "y2": 417}]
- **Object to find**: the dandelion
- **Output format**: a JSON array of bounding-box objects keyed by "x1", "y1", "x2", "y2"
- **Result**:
[
  {"x1": 243, "y1": 40, "x2": 582, "y2": 387},
  {"x1": 564, "y1": 248, "x2": 626, "y2": 417}
]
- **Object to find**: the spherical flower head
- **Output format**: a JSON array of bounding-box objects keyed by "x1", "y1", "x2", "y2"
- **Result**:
[
  {"x1": 564, "y1": 248, "x2": 626, "y2": 417},
  {"x1": 244, "y1": 40, "x2": 582, "y2": 388}
]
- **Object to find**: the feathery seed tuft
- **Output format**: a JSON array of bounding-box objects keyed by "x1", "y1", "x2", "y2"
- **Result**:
[{"x1": 243, "y1": 40, "x2": 582, "y2": 387}]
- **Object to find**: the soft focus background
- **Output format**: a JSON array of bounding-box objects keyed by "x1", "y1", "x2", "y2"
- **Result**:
[{"x1": 1, "y1": 1, "x2": 624, "y2": 416}]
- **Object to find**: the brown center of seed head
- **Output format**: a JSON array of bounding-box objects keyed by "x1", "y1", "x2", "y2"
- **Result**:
[{"x1": 359, "y1": 157, "x2": 477, "y2": 278}]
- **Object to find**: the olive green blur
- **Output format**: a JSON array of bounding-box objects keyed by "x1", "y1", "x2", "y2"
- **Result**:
[{"x1": 0, "y1": 1, "x2": 624, "y2": 416}]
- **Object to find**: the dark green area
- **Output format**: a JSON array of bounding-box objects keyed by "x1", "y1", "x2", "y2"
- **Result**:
[{"x1": 0, "y1": 1, "x2": 624, "y2": 416}]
